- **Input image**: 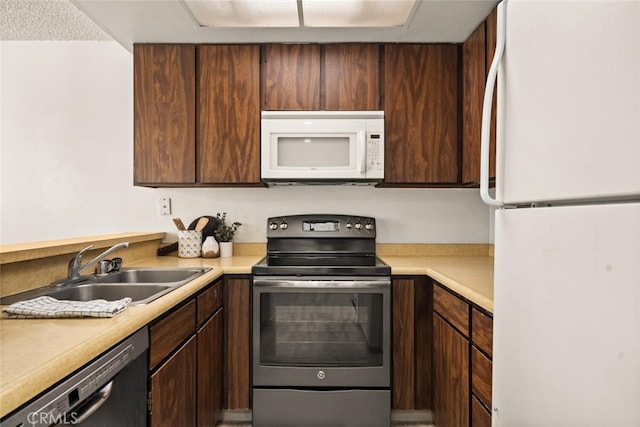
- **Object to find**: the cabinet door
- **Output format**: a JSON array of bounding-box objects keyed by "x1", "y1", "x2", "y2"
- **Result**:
[
  {"x1": 324, "y1": 44, "x2": 380, "y2": 110},
  {"x1": 392, "y1": 278, "x2": 415, "y2": 409},
  {"x1": 198, "y1": 45, "x2": 261, "y2": 184},
  {"x1": 263, "y1": 44, "x2": 321, "y2": 110},
  {"x1": 197, "y1": 309, "x2": 223, "y2": 427},
  {"x1": 224, "y1": 277, "x2": 251, "y2": 409},
  {"x1": 150, "y1": 336, "x2": 197, "y2": 427},
  {"x1": 462, "y1": 22, "x2": 487, "y2": 184},
  {"x1": 134, "y1": 44, "x2": 195, "y2": 185},
  {"x1": 384, "y1": 44, "x2": 458, "y2": 185},
  {"x1": 433, "y1": 314, "x2": 469, "y2": 427},
  {"x1": 393, "y1": 277, "x2": 433, "y2": 410}
]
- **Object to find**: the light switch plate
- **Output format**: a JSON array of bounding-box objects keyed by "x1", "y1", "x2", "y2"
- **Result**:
[{"x1": 159, "y1": 197, "x2": 171, "y2": 216}]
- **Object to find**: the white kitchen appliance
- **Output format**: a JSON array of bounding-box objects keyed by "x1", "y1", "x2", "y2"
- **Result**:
[
  {"x1": 260, "y1": 111, "x2": 384, "y2": 184},
  {"x1": 482, "y1": 1, "x2": 640, "y2": 425}
]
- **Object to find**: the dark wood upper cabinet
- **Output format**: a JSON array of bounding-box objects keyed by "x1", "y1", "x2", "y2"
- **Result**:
[
  {"x1": 461, "y1": 9, "x2": 498, "y2": 185},
  {"x1": 462, "y1": 22, "x2": 487, "y2": 184},
  {"x1": 263, "y1": 43, "x2": 380, "y2": 111},
  {"x1": 134, "y1": 44, "x2": 196, "y2": 185},
  {"x1": 198, "y1": 45, "x2": 261, "y2": 184},
  {"x1": 324, "y1": 44, "x2": 381, "y2": 111},
  {"x1": 383, "y1": 44, "x2": 459, "y2": 185},
  {"x1": 263, "y1": 44, "x2": 321, "y2": 110}
]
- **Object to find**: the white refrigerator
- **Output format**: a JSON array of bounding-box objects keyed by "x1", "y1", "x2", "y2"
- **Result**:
[{"x1": 483, "y1": 1, "x2": 640, "y2": 426}]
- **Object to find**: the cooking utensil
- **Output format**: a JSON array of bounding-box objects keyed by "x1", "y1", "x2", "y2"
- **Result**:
[
  {"x1": 195, "y1": 217, "x2": 209, "y2": 231},
  {"x1": 173, "y1": 218, "x2": 186, "y2": 231}
]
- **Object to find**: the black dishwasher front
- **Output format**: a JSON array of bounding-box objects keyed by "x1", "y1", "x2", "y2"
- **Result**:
[{"x1": 1, "y1": 327, "x2": 148, "y2": 427}]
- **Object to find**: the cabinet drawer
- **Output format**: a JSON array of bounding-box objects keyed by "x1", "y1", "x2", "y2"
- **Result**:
[
  {"x1": 472, "y1": 308, "x2": 493, "y2": 356},
  {"x1": 472, "y1": 396, "x2": 491, "y2": 427},
  {"x1": 433, "y1": 284, "x2": 469, "y2": 336},
  {"x1": 197, "y1": 280, "x2": 222, "y2": 326},
  {"x1": 150, "y1": 300, "x2": 196, "y2": 369},
  {"x1": 471, "y1": 346, "x2": 492, "y2": 409}
]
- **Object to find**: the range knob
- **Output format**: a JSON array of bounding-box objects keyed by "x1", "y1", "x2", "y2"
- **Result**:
[
  {"x1": 345, "y1": 221, "x2": 353, "y2": 230},
  {"x1": 354, "y1": 222, "x2": 363, "y2": 230},
  {"x1": 269, "y1": 222, "x2": 278, "y2": 230},
  {"x1": 365, "y1": 223, "x2": 374, "y2": 231},
  {"x1": 279, "y1": 222, "x2": 288, "y2": 230}
]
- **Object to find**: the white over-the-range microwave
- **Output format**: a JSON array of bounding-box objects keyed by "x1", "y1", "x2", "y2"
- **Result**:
[{"x1": 260, "y1": 111, "x2": 384, "y2": 184}]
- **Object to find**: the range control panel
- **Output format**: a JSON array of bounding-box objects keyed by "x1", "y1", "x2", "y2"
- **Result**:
[{"x1": 267, "y1": 214, "x2": 376, "y2": 238}]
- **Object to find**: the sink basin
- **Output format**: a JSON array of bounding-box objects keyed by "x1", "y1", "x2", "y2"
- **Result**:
[
  {"x1": 95, "y1": 268, "x2": 207, "y2": 284},
  {"x1": 45, "y1": 283, "x2": 174, "y2": 306},
  {"x1": 0, "y1": 267, "x2": 211, "y2": 306}
]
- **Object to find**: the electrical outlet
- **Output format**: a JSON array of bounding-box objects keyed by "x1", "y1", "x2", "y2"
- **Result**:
[{"x1": 159, "y1": 197, "x2": 171, "y2": 216}]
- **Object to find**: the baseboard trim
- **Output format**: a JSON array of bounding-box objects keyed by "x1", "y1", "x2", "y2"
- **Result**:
[{"x1": 220, "y1": 409, "x2": 434, "y2": 424}]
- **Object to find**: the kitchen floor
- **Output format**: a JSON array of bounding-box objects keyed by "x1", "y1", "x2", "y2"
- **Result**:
[
  {"x1": 217, "y1": 423, "x2": 435, "y2": 426},
  {"x1": 216, "y1": 410, "x2": 435, "y2": 426}
]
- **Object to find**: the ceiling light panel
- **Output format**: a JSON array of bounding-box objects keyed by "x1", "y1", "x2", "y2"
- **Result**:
[
  {"x1": 183, "y1": 0, "x2": 299, "y2": 27},
  {"x1": 302, "y1": 0, "x2": 416, "y2": 27}
]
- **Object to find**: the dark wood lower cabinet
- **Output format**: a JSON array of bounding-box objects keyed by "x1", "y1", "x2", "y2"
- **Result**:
[
  {"x1": 150, "y1": 336, "x2": 197, "y2": 427},
  {"x1": 472, "y1": 396, "x2": 492, "y2": 427},
  {"x1": 393, "y1": 278, "x2": 415, "y2": 409},
  {"x1": 434, "y1": 314, "x2": 470, "y2": 427},
  {"x1": 392, "y1": 277, "x2": 433, "y2": 410},
  {"x1": 432, "y1": 281, "x2": 493, "y2": 427},
  {"x1": 224, "y1": 277, "x2": 251, "y2": 409},
  {"x1": 198, "y1": 309, "x2": 223, "y2": 426},
  {"x1": 148, "y1": 279, "x2": 224, "y2": 426}
]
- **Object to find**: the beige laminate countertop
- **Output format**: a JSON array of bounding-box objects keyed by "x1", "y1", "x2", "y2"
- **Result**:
[
  {"x1": 0, "y1": 254, "x2": 262, "y2": 418},
  {"x1": 380, "y1": 255, "x2": 495, "y2": 313},
  {"x1": 1, "y1": 250, "x2": 493, "y2": 418}
]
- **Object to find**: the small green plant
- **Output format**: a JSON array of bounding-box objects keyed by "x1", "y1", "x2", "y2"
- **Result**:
[{"x1": 213, "y1": 212, "x2": 241, "y2": 242}]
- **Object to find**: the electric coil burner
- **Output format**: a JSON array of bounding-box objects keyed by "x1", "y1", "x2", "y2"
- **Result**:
[{"x1": 252, "y1": 214, "x2": 391, "y2": 427}]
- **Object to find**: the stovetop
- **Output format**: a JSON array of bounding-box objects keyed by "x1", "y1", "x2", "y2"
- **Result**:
[
  {"x1": 251, "y1": 256, "x2": 391, "y2": 276},
  {"x1": 254, "y1": 214, "x2": 390, "y2": 277}
]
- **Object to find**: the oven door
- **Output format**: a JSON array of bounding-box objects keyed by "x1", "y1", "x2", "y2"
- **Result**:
[{"x1": 252, "y1": 277, "x2": 390, "y2": 388}]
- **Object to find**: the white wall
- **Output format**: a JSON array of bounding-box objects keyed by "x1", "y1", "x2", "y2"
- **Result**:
[{"x1": 0, "y1": 41, "x2": 490, "y2": 245}]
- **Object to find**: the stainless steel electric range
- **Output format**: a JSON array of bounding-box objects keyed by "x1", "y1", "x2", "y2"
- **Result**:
[{"x1": 252, "y1": 214, "x2": 391, "y2": 427}]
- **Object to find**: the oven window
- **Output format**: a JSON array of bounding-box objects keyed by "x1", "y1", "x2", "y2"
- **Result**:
[{"x1": 259, "y1": 292, "x2": 384, "y2": 367}]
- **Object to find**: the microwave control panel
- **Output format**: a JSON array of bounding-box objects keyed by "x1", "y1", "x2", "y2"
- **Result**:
[{"x1": 367, "y1": 133, "x2": 384, "y2": 175}]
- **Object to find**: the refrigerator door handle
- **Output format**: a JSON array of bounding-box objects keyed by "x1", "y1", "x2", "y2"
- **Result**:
[{"x1": 480, "y1": 0, "x2": 507, "y2": 208}]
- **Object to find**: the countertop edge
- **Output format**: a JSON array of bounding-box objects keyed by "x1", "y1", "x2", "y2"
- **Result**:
[{"x1": 0, "y1": 232, "x2": 166, "y2": 264}]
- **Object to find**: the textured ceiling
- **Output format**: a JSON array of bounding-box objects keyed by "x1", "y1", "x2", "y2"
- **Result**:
[{"x1": 0, "y1": 0, "x2": 111, "y2": 41}]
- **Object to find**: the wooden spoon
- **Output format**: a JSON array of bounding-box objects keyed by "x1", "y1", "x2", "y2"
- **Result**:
[
  {"x1": 173, "y1": 218, "x2": 186, "y2": 231},
  {"x1": 195, "y1": 217, "x2": 210, "y2": 231}
]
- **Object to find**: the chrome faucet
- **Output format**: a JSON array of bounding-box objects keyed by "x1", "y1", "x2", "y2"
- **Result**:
[{"x1": 67, "y1": 242, "x2": 130, "y2": 280}]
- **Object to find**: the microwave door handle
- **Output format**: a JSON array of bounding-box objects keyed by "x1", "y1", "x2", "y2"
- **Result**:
[{"x1": 357, "y1": 130, "x2": 366, "y2": 173}]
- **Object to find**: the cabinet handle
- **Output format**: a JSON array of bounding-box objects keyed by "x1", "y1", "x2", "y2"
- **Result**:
[{"x1": 480, "y1": 0, "x2": 507, "y2": 208}]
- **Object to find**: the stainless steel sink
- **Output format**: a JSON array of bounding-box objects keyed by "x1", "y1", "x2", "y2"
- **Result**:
[
  {"x1": 94, "y1": 268, "x2": 206, "y2": 284},
  {"x1": 0, "y1": 267, "x2": 211, "y2": 306},
  {"x1": 44, "y1": 283, "x2": 175, "y2": 305}
]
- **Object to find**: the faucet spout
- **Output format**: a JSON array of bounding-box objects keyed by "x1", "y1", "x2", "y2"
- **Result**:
[{"x1": 68, "y1": 242, "x2": 130, "y2": 280}]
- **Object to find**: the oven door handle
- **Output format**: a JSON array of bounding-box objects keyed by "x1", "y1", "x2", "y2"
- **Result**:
[{"x1": 253, "y1": 279, "x2": 390, "y2": 289}]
